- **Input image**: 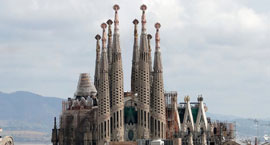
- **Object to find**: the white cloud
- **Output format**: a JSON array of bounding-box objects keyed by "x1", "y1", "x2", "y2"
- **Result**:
[{"x1": 0, "y1": 0, "x2": 269, "y2": 118}]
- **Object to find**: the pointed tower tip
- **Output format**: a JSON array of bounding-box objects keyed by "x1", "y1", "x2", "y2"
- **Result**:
[
  {"x1": 101, "y1": 23, "x2": 107, "y2": 29},
  {"x1": 101, "y1": 23, "x2": 107, "y2": 50},
  {"x1": 95, "y1": 34, "x2": 101, "y2": 52},
  {"x1": 197, "y1": 94, "x2": 203, "y2": 102},
  {"x1": 107, "y1": 19, "x2": 113, "y2": 37},
  {"x1": 155, "y1": 23, "x2": 161, "y2": 49},
  {"x1": 133, "y1": 19, "x2": 139, "y2": 25},
  {"x1": 113, "y1": 4, "x2": 120, "y2": 32},
  {"x1": 107, "y1": 19, "x2": 113, "y2": 25},
  {"x1": 147, "y1": 34, "x2": 152, "y2": 39},
  {"x1": 133, "y1": 19, "x2": 139, "y2": 37},
  {"x1": 155, "y1": 22, "x2": 161, "y2": 29},
  {"x1": 184, "y1": 96, "x2": 190, "y2": 102},
  {"x1": 140, "y1": 4, "x2": 147, "y2": 11},
  {"x1": 95, "y1": 34, "x2": 101, "y2": 40},
  {"x1": 113, "y1": 4, "x2": 120, "y2": 11},
  {"x1": 140, "y1": 4, "x2": 147, "y2": 33}
]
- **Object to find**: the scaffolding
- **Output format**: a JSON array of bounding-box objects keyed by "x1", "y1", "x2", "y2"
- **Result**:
[{"x1": 165, "y1": 91, "x2": 180, "y2": 139}]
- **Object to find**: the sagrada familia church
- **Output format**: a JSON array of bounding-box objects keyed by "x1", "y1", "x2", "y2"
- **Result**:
[{"x1": 51, "y1": 4, "x2": 235, "y2": 145}]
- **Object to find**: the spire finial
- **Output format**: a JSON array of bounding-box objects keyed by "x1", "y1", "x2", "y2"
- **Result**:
[
  {"x1": 133, "y1": 19, "x2": 139, "y2": 37},
  {"x1": 155, "y1": 23, "x2": 161, "y2": 50},
  {"x1": 140, "y1": 4, "x2": 147, "y2": 33},
  {"x1": 113, "y1": 4, "x2": 120, "y2": 32},
  {"x1": 184, "y1": 95, "x2": 190, "y2": 102},
  {"x1": 101, "y1": 23, "x2": 107, "y2": 51},
  {"x1": 133, "y1": 19, "x2": 139, "y2": 25},
  {"x1": 147, "y1": 34, "x2": 152, "y2": 40},
  {"x1": 95, "y1": 34, "x2": 101, "y2": 52},
  {"x1": 107, "y1": 19, "x2": 113, "y2": 37},
  {"x1": 197, "y1": 94, "x2": 203, "y2": 102},
  {"x1": 107, "y1": 19, "x2": 113, "y2": 25},
  {"x1": 95, "y1": 34, "x2": 101, "y2": 40}
]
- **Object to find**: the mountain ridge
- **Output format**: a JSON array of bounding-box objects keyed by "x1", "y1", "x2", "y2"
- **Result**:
[{"x1": 0, "y1": 91, "x2": 63, "y2": 132}]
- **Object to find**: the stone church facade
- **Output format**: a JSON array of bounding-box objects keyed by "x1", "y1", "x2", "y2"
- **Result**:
[{"x1": 51, "y1": 4, "x2": 235, "y2": 145}]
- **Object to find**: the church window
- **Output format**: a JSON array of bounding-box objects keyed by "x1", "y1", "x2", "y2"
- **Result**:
[
  {"x1": 148, "y1": 112, "x2": 150, "y2": 129},
  {"x1": 161, "y1": 122, "x2": 163, "y2": 138},
  {"x1": 120, "y1": 110, "x2": 122, "y2": 127},
  {"x1": 200, "y1": 127, "x2": 204, "y2": 135},
  {"x1": 101, "y1": 122, "x2": 103, "y2": 139},
  {"x1": 117, "y1": 111, "x2": 119, "y2": 128},
  {"x1": 141, "y1": 110, "x2": 143, "y2": 126},
  {"x1": 144, "y1": 111, "x2": 146, "y2": 127},
  {"x1": 104, "y1": 121, "x2": 106, "y2": 137},
  {"x1": 108, "y1": 120, "x2": 110, "y2": 136},
  {"x1": 187, "y1": 116, "x2": 191, "y2": 123},
  {"x1": 114, "y1": 113, "x2": 116, "y2": 129},
  {"x1": 214, "y1": 127, "x2": 217, "y2": 135},
  {"x1": 110, "y1": 117, "x2": 113, "y2": 134},
  {"x1": 155, "y1": 119, "x2": 157, "y2": 136},
  {"x1": 200, "y1": 116, "x2": 204, "y2": 123},
  {"x1": 158, "y1": 120, "x2": 160, "y2": 137}
]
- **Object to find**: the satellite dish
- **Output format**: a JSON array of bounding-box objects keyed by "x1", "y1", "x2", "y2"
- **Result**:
[{"x1": 264, "y1": 135, "x2": 269, "y2": 141}]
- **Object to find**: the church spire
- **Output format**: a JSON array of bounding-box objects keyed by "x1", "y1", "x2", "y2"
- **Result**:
[
  {"x1": 113, "y1": 4, "x2": 120, "y2": 33},
  {"x1": 153, "y1": 23, "x2": 162, "y2": 71},
  {"x1": 141, "y1": 4, "x2": 147, "y2": 33},
  {"x1": 137, "y1": 4, "x2": 151, "y2": 139},
  {"x1": 107, "y1": 19, "x2": 113, "y2": 108},
  {"x1": 131, "y1": 19, "x2": 139, "y2": 93},
  {"x1": 97, "y1": 23, "x2": 111, "y2": 145},
  {"x1": 110, "y1": 4, "x2": 124, "y2": 141},
  {"x1": 138, "y1": 4, "x2": 149, "y2": 54},
  {"x1": 151, "y1": 22, "x2": 166, "y2": 139},
  {"x1": 107, "y1": 19, "x2": 113, "y2": 70},
  {"x1": 94, "y1": 34, "x2": 101, "y2": 91},
  {"x1": 112, "y1": 4, "x2": 121, "y2": 54},
  {"x1": 101, "y1": 23, "x2": 107, "y2": 61},
  {"x1": 147, "y1": 34, "x2": 153, "y2": 85}
]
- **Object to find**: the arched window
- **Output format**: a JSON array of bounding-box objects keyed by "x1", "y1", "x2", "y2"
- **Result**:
[
  {"x1": 187, "y1": 127, "x2": 191, "y2": 135},
  {"x1": 214, "y1": 127, "x2": 217, "y2": 135},
  {"x1": 200, "y1": 127, "x2": 204, "y2": 135}
]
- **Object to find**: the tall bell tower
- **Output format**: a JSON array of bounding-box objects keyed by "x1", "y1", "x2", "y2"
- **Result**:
[
  {"x1": 137, "y1": 4, "x2": 151, "y2": 139},
  {"x1": 110, "y1": 4, "x2": 125, "y2": 141}
]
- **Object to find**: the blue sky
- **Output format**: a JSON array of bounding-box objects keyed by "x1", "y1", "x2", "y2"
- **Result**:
[{"x1": 0, "y1": 0, "x2": 269, "y2": 119}]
